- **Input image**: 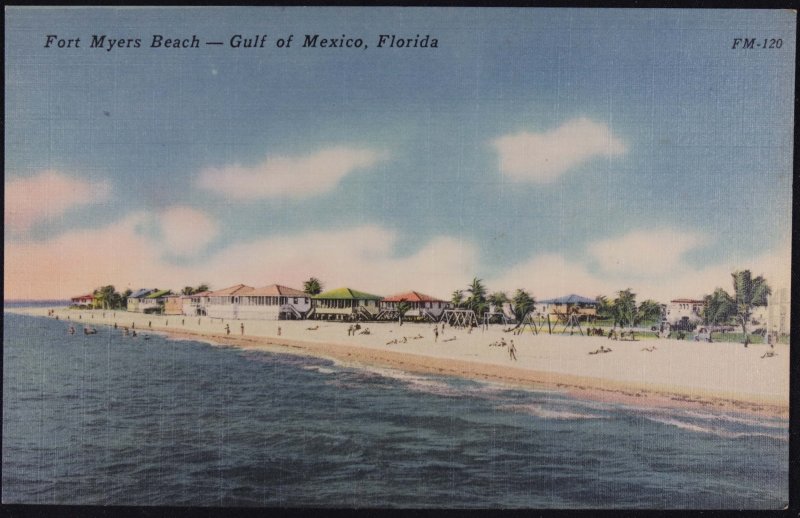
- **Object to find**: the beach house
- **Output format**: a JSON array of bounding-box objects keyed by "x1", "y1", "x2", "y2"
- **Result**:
[
  {"x1": 163, "y1": 295, "x2": 184, "y2": 315},
  {"x1": 311, "y1": 287, "x2": 382, "y2": 320},
  {"x1": 237, "y1": 284, "x2": 311, "y2": 320},
  {"x1": 126, "y1": 288, "x2": 156, "y2": 312},
  {"x1": 379, "y1": 291, "x2": 450, "y2": 321},
  {"x1": 535, "y1": 294, "x2": 598, "y2": 322},
  {"x1": 665, "y1": 298, "x2": 704, "y2": 329},
  {"x1": 70, "y1": 293, "x2": 95, "y2": 308},
  {"x1": 139, "y1": 289, "x2": 173, "y2": 314},
  {"x1": 181, "y1": 291, "x2": 211, "y2": 316},
  {"x1": 204, "y1": 284, "x2": 255, "y2": 319}
]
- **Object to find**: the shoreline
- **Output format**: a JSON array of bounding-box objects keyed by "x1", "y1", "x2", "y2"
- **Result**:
[{"x1": 6, "y1": 307, "x2": 789, "y2": 419}]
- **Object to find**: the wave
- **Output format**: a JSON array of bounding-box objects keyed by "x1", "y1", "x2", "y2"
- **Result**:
[
  {"x1": 302, "y1": 365, "x2": 336, "y2": 375},
  {"x1": 500, "y1": 403, "x2": 607, "y2": 420},
  {"x1": 351, "y1": 366, "x2": 467, "y2": 397},
  {"x1": 643, "y1": 415, "x2": 787, "y2": 441},
  {"x1": 676, "y1": 409, "x2": 787, "y2": 430}
]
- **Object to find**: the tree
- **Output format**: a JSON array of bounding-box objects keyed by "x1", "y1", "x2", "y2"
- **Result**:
[
  {"x1": 466, "y1": 277, "x2": 488, "y2": 316},
  {"x1": 487, "y1": 291, "x2": 509, "y2": 313},
  {"x1": 595, "y1": 295, "x2": 613, "y2": 321},
  {"x1": 636, "y1": 299, "x2": 663, "y2": 326},
  {"x1": 93, "y1": 285, "x2": 118, "y2": 310},
  {"x1": 303, "y1": 277, "x2": 323, "y2": 296},
  {"x1": 702, "y1": 288, "x2": 736, "y2": 326},
  {"x1": 731, "y1": 270, "x2": 771, "y2": 346},
  {"x1": 451, "y1": 290, "x2": 465, "y2": 308},
  {"x1": 182, "y1": 286, "x2": 195, "y2": 296},
  {"x1": 510, "y1": 289, "x2": 536, "y2": 323},
  {"x1": 195, "y1": 284, "x2": 210, "y2": 294},
  {"x1": 396, "y1": 299, "x2": 412, "y2": 323},
  {"x1": 611, "y1": 289, "x2": 637, "y2": 328}
]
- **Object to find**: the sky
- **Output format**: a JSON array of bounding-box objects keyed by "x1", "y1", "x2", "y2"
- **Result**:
[{"x1": 5, "y1": 7, "x2": 795, "y2": 302}]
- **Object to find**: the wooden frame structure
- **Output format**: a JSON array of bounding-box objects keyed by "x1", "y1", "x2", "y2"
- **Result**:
[{"x1": 441, "y1": 309, "x2": 478, "y2": 328}]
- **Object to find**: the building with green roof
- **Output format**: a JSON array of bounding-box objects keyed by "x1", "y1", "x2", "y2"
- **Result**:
[
  {"x1": 139, "y1": 289, "x2": 173, "y2": 314},
  {"x1": 311, "y1": 287, "x2": 382, "y2": 320}
]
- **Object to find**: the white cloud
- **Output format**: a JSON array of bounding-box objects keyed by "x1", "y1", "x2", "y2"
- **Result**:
[
  {"x1": 489, "y1": 253, "x2": 618, "y2": 300},
  {"x1": 159, "y1": 207, "x2": 220, "y2": 256},
  {"x1": 196, "y1": 146, "x2": 388, "y2": 200},
  {"x1": 4, "y1": 221, "x2": 477, "y2": 300},
  {"x1": 492, "y1": 118, "x2": 627, "y2": 183},
  {"x1": 5, "y1": 170, "x2": 111, "y2": 233},
  {"x1": 587, "y1": 229, "x2": 705, "y2": 277},
  {"x1": 489, "y1": 237, "x2": 791, "y2": 304}
]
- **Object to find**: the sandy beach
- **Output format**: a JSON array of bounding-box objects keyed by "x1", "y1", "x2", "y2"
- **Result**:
[{"x1": 10, "y1": 307, "x2": 789, "y2": 418}]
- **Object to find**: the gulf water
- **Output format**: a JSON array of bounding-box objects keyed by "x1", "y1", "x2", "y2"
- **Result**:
[{"x1": 3, "y1": 313, "x2": 788, "y2": 508}]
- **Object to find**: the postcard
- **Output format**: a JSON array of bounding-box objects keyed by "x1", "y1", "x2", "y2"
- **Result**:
[{"x1": 4, "y1": 6, "x2": 794, "y2": 509}]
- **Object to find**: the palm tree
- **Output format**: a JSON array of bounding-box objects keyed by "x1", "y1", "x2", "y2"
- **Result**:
[
  {"x1": 487, "y1": 291, "x2": 509, "y2": 312},
  {"x1": 182, "y1": 286, "x2": 195, "y2": 296},
  {"x1": 636, "y1": 299, "x2": 662, "y2": 326},
  {"x1": 510, "y1": 289, "x2": 535, "y2": 323},
  {"x1": 451, "y1": 290, "x2": 465, "y2": 308},
  {"x1": 612, "y1": 289, "x2": 637, "y2": 328},
  {"x1": 93, "y1": 285, "x2": 117, "y2": 310},
  {"x1": 303, "y1": 277, "x2": 323, "y2": 296},
  {"x1": 466, "y1": 277, "x2": 488, "y2": 316},
  {"x1": 396, "y1": 300, "x2": 412, "y2": 323},
  {"x1": 195, "y1": 284, "x2": 210, "y2": 293},
  {"x1": 731, "y1": 270, "x2": 771, "y2": 346},
  {"x1": 595, "y1": 295, "x2": 613, "y2": 322},
  {"x1": 702, "y1": 288, "x2": 736, "y2": 326},
  {"x1": 121, "y1": 289, "x2": 132, "y2": 309}
]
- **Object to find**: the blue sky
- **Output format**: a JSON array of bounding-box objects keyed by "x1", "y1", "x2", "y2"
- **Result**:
[{"x1": 5, "y1": 7, "x2": 795, "y2": 300}]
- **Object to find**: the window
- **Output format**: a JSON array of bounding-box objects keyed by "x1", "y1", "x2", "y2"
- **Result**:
[{"x1": 293, "y1": 298, "x2": 298, "y2": 304}]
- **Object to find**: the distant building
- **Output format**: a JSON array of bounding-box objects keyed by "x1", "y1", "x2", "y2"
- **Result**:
[
  {"x1": 764, "y1": 287, "x2": 789, "y2": 335},
  {"x1": 237, "y1": 284, "x2": 311, "y2": 320},
  {"x1": 535, "y1": 294, "x2": 598, "y2": 321},
  {"x1": 204, "y1": 284, "x2": 255, "y2": 319},
  {"x1": 379, "y1": 291, "x2": 450, "y2": 321},
  {"x1": 163, "y1": 295, "x2": 184, "y2": 315},
  {"x1": 127, "y1": 288, "x2": 156, "y2": 312},
  {"x1": 665, "y1": 298, "x2": 704, "y2": 327},
  {"x1": 139, "y1": 289, "x2": 173, "y2": 314},
  {"x1": 70, "y1": 293, "x2": 95, "y2": 307},
  {"x1": 311, "y1": 287, "x2": 382, "y2": 320},
  {"x1": 181, "y1": 291, "x2": 211, "y2": 316}
]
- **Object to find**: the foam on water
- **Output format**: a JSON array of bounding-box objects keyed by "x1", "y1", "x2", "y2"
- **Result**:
[{"x1": 500, "y1": 403, "x2": 607, "y2": 420}]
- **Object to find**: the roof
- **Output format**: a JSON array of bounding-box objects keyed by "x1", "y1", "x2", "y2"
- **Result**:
[
  {"x1": 249, "y1": 284, "x2": 307, "y2": 297},
  {"x1": 670, "y1": 298, "x2": 704, "y2": 304},
  {"x1": 539, "y1": 294, "x2": 598, "y2": 305},
  {"x1": 145, "y1": 290, "x2": 172, "y2": 299},
  {"x1": 129, "y1": 288, "x2": 155, "y2": 299},
  {"x1": 71, "y1": 293, "x2": 94, "y2": 300},
  {"x1": 313, "y1": 287, "x2": 382, "y2": 301},
  {"x1": 181, "y1": 290, "x2": 212, "y2": 299},
  {"x1": 382, "y1": 291, "x2": 446, "y2": 303},
  {"x1": 206, "y1": 284, "x2": 255, "y2": 297}
]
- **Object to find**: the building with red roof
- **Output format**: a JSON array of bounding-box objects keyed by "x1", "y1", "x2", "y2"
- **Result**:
[
  {"x1": 70, "y1": 293, "x2": 95, "y2": 307},
  {"x1": 238, "y1": 284, "x2": 311, "y2": 320},
  {"x1": 379, "y1": 291, "x2": 450, "y2": 321}
]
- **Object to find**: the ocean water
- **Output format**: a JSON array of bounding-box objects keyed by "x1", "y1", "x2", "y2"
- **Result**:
[{"x1": 2, "y1": 313, "x2": 788, "y2": 508}]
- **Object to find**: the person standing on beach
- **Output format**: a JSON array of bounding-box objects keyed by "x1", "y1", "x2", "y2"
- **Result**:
[
  {"x1": 509, "y1": 340, "x2": 517, "y2": 361},
  {"x1": 278, "y1": 326, "x2": 282, "y2": 336},
  {"x1": 434, "y1": 327, "x2": 439, "y2": 342},
  {"x1": 225, "y1": 324, "x2": 230, "y2": 335},
  {"x1": 241, "y1": 323, "x2": 244, "y2": 335}
]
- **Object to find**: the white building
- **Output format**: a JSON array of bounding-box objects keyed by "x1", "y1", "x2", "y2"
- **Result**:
[
  {"x1": 238, "y1": 284, "x2": 311, "y2": 320},
  {"x1": 204, "y1": 284, "x2": 255, "y2": 319},
  {"x1": 665, "y1": 298, "x2": 704, "y2": 327}
]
